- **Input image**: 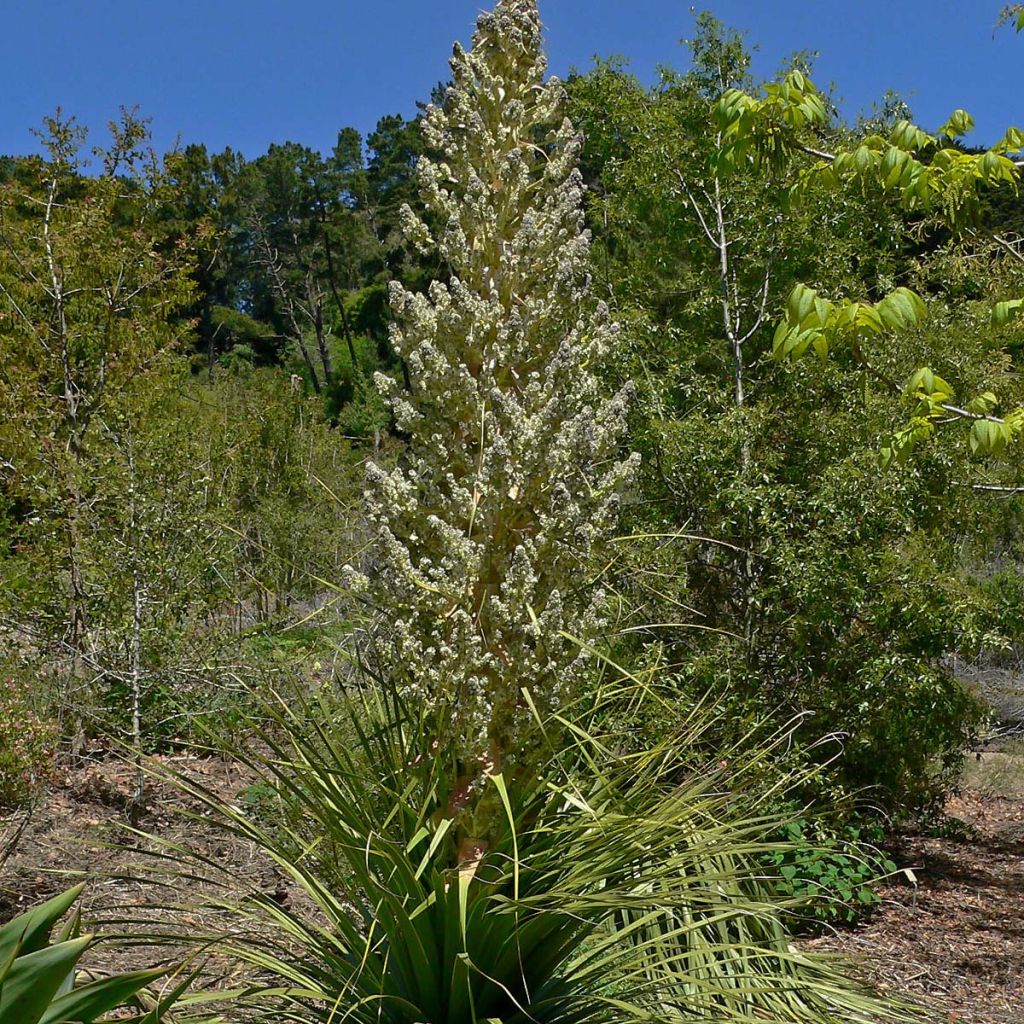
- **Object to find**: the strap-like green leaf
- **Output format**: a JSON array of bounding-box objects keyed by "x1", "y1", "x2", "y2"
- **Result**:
[
  {"x1": 0, "y1": 885, "x2": 86, "y2": 963},
  {"x1": 39, "y1": 966, "x2": 169, "y2": 1024},
  {"x1": 0, "y1": 935, "x2": 92, "y2": 1024}
]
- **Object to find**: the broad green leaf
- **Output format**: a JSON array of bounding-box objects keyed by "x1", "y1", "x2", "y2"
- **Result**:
[
  {"x1": 970, "y1": 419, "x2": 1009, "y2": 455},
  {"x1": 0, "y1": 936, "x2": 92, "y2": 1024},
  {"x1": 853, "y1": 145, "x2": 875, "y2": 174},
  {"x1": 938, "y1": 109, "x2": 974, "y2": 139},
  {"x1": 876, "y1": 288, "x2": 926, "y2": 331},
  {"x1": 993, "y1": 298, "x2": 1024, "y2": 326},
  {"x1": 772, "y1": 319, "x2": 791, "y2": 357},
  {"x1": 881, "y1": 147, "x2": 909, "y2": 188},
  {"x1": 39, "y1": 967, "x2": 169, "y2": 1024},
  {"x1": 854, "y1": 304, "x2": 884, "y2": 335},
  {"x1": 790, "y1": 331, "x2": 816, "y2": 359},
  {"x1": 906, "y1": 367, "x2": 952, "y2": 401},
  {"x1": 967, "y1": 392, "x2": 998, "y2": 416},
  {"x1": 997, "y1": 126, "x2": 1024, "y2": 152},
  {"x1": 786, "y1": 283, "x2": 817, "y2": 325},
  {"x1": 890, "y1": 120, "x2": 933, "y2": 151}
]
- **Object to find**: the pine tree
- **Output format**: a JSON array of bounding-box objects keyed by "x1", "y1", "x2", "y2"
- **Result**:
[{"x1": 356, "y1": 0, "x2": 638, "y2": 771}]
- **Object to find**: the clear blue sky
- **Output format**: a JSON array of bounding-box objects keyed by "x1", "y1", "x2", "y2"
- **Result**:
[{"x1": 2, "y1": 1, "x2": 1019, "y2": 160}]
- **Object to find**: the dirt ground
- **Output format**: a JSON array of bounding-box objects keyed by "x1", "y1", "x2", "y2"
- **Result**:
[
  {"x1": 0, "y1": 752, "x2": 277, "y2": 994},
  {"x1": 2, "y1": 750, "x2": 1022, "y2": 1023},
  {"x1": 810, "y1": 752, "x2": 1024, "y2": 1024}
]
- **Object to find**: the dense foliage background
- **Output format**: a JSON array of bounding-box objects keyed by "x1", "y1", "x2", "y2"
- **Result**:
[
  {"x1": 5, "y1": 7, "x2": 1024, "y2": 1023},
  {"x1": 3, "y1": 4, "x2": 1023, "y2": 842}
]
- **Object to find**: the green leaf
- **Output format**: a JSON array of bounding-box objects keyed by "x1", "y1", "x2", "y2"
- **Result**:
[
  {"x1": 0, "y1": 886, "x2": 86, "y2": 964},
  {"x1": 906, "y1": 366, "x2": 952, "y2": 401},
  {"x1": 880, "y1": 147, "x2": 909, "y2": 188},
  {"x1": 772, "y1": 319, "x2": 791, "y2": 358},
  {"x1": 787, "y1": 283, "x2": 817, "y2": 325},
  {"x1": 0, "y1": 936, "x2": 92, "y2": 1024},
  {"x1": 938, "y1": 109, "x2": 975, "y2": 139},
  {"x1": 967, "y1": 392, "x2": 998, "y2": 416},
  {"x1": 853, "y1": 144, "x2": 875, "y2": 174},
  {"x1": 993, "y1": 298, "x2": 1024, "y2": 327},
  {"x1": 999, "y1": 126, "x2": 1024, "y2": 152},
  {"x1": 876, "y1": 288, "x2": 926, "y2": 331},
  {"x1": 40, "y1": 967, "x2": 169, "y2": 1024},
  {"x1": 116, "y1": 968, "x2": 203, "y2": 1024},
  {"x1": 971, "y1": 419, "x2": 1010, "y2": 455},
  {"x1": 854, "y1": 304, "x2": 885, "y2": 335}
]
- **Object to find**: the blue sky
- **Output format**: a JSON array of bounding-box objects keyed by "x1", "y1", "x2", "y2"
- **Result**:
[{"x1": 2, "y1": 1, "x2": 1019, "y2": 161}]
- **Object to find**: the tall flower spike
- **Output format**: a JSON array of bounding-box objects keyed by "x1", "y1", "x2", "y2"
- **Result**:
[{"x1": 359, "y1": 0, "x2": 638, "y2": 766}]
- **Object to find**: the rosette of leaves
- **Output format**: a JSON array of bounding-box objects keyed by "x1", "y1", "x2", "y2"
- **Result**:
[{"x1": 138, "y1": 679, "x2": 922, "y2": 1024}]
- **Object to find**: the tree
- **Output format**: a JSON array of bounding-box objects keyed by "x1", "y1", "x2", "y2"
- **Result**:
[
  {"x1": 161, "y1": 142, "x2": 247, "y2": 367},
  {"x1": 230, "y1": 138, "x2": 394, "y2": 419},
  {"x1": 0, "y1": 110, "x2": 195, "y2": 717},
  {"x1": 353, "y1": 0, "x2": 638, "y2": 831},
  {"x1": 714, "y1": 56, "x2": 1024, "y2": 463},
  {"x1": 364, "y1": 113, "x2": 429, "y2": 278},
  {"x1": 87, "y1": 377, "x2": 233, "y2": 820},
  {"x1": 233, "y1": 143, "x2": 338, "y2": 393},
  {"x1": 567, "y1": 19, "x2": 998, "y2": 811}
]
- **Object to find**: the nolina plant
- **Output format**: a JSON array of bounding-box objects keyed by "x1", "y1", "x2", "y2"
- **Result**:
[
  {"x1": 352, "y1": 0, "x2": 638, "y2": 791},
  {"x1": 146, "y1": 5, "x2": 920, "y2": 1023}
]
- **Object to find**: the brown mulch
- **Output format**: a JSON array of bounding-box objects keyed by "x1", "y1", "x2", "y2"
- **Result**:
[
  {"x1": 0, "y1": 751, "x2": 281, "y2": 988},
  {"x1": 808, "y1": 790, "x2": 1024, "y2": 1024},
  {"x1": 2, "y1": 754, "x2": 1023, "y2": 1022}
]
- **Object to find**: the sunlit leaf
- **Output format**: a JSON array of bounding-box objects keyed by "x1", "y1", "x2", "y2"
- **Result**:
[{"x1": 993, "y1": 298, "x2": 1024, "y2": 326}]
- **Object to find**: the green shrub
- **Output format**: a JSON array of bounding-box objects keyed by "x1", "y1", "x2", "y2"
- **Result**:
[
  {"x1": 764, "y1": 808, "x2": 898, "y2": 930},
  {"x1": 0, "y1": 675, "x2": 55, "y2": 808},
  {"x1": 237, "y1": 778, "x2": 282, "y2": 826}
]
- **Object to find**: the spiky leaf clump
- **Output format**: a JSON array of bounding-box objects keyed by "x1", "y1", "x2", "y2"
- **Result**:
[
  {"x1": 133, "y1": 683, "x2": 921, "y2": 1024},
  {"x1": 356, "y1": 0, "x2": 638, "y2": 765}
]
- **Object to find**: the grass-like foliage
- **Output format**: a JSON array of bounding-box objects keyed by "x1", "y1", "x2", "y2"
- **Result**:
[{"x1": 143, "y1": 682, "x2": 922, "y2": 1024}]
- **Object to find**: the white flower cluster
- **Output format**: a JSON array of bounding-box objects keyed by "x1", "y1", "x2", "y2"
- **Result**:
[{"x1": 358, "y1": 0, "x2": 638, "y2": 762}]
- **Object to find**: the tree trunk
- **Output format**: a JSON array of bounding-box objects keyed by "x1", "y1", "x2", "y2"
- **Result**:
[
  {"x1": 311, "y1": 288, "x2": 333, "y2": 386},
  {"x1": 129, "y1": 565, "x2": 145, "y2": 826}
]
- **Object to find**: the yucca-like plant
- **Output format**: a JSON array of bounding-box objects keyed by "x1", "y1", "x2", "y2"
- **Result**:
[
  {"x1": 123, "y1": 4, "x2": 919, "y2": 1022},
  {"x1": 0, "y1": 883, "x2": 183, "y2": 1023},
  {"x1": 137, "y1": 683, "x2": 917, "y2": 1024}
]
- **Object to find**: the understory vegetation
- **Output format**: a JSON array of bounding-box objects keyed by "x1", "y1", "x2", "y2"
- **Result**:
[{"x1": 2, "y1": 1, "x2": 1024, "y2": 1021}]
